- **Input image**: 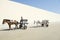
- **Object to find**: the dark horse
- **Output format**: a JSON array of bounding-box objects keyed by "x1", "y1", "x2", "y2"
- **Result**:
[{"x1": 2, "y1": 19, "x2": 19, "y2": 30}]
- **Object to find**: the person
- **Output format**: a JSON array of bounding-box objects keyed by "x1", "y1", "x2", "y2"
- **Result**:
[
  {"x1": 19, "y1": 16, "x2": 23, "y2": 28},
  {"x1": 19, "y1": 16, "x2": 28, "y2": 29}
]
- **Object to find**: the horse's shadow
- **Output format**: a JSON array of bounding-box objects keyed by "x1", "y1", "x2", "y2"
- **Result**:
[
  {"x1": 0, "y1": 29, "x2": 12, "y2": 31},
  {"x1": 0, "y1": 27, "x2": 27, "y2": 31},
  {"x1": 0, "y1": 28, "x2": 20, "y2": 31},
  {"x1": 30, "y1": 26, "x2": 42, "y2": 28}
]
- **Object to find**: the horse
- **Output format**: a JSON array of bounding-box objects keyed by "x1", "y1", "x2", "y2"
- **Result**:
[
  {"x1": 2, "y1": 19, "x2": 19, "y2": 30},
  {"x1": 34, "y1": 20, "x2": 41, "y2": 27}
]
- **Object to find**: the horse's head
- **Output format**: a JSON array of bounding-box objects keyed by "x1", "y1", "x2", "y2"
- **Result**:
[{"x1": 2, "y1": 19, "x2": 5, "y2": 24}]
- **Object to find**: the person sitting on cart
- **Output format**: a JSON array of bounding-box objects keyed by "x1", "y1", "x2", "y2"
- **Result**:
[
  {"x1": 19, "y1": 16, "x2": 23, "y2": 28},
  {"x1": 19, "y1": 16, "x2": 28, "y2": 29}
]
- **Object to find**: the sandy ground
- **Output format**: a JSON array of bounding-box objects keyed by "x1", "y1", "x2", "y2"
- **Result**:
[{"x1": 0, "y1": 22, "x2": 60, "y2": 40}]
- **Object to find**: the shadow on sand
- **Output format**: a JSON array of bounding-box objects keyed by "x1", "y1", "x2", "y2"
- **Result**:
[
  {"x1": 30, "y1": 26, "x2": 48, "y2": 28},
  {"x1": 0, "y1": 28, "x2": 21, "y2": 31},
  {"x1": 0, "y1": 28, "x2": 27, "y2": 31},
  {"x1": 0, "y1": 29, "x2": 12, "y2": 31},
  {"x1": 30, "y1": 26, "x2": 41, "y2": 28}
]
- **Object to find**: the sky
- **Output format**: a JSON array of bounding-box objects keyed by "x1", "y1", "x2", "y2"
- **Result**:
[{"x1": 11, "y1": 0, "x2": 60, "y2": 14}]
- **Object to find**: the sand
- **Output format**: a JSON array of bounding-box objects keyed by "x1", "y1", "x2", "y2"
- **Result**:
[{"x1": 0, "y1": 22, "x2": 60, "y2": 40}]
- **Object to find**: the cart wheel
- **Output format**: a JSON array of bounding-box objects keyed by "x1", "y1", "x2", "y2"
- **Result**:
[
  {"x1": 22, "y1": 26, "x2": 27, "y2": 30},
  {"x1": 19, "y1": 24, "x2": 22, "y2": 29},
  {"x1": 46, "y1": 24, "x2": 48, "y2": 27},
  {"x1": 41, "y1": 24, "x2": 44, "y2": 27}
]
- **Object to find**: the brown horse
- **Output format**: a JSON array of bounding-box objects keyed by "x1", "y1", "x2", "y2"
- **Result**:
[{"x1": 2, "y1": 19, "x2": 19, "y2": 30}]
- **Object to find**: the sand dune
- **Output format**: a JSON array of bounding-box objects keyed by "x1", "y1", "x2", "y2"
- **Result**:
[{"x1": 0, "y1": 0, "x2": 60, "y2": 40}]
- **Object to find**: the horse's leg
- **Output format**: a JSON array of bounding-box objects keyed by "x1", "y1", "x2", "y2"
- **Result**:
[
  {"x1": 9, "y1": 24, "x2": 12, "y2": 30},
  {"x1": 15, "y1": 24, "x2": 18, "y2": 29}
]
